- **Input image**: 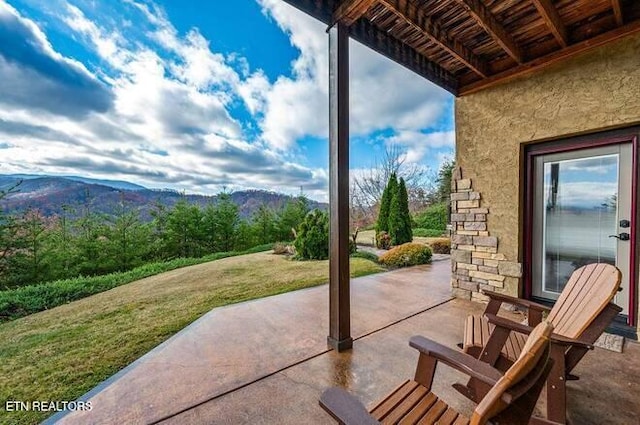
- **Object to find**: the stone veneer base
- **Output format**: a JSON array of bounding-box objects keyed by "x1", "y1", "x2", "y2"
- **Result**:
[{"x1": 450, "y1": 167, "x2": 522, "y2": 302}]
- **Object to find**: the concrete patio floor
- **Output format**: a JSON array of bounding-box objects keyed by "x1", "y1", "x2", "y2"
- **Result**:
[{"x1": 50, "y1": 258, "x2": 640, "y2": 425}]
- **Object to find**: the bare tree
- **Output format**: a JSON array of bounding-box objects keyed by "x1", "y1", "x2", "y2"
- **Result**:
[{"x1": 350, "y1": 145, "x2": 434, "y2": 227}]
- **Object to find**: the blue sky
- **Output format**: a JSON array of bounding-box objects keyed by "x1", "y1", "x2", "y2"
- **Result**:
[{"x1": 0, "y1": 0, "x2": 454, "y2": 201}]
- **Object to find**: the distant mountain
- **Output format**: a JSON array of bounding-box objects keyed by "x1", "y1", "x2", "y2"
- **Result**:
[
  {"x1": 3, "y1": 174, "x2": 146, "y2": 191},
  {"x1": 0, "y1": 175, "x2": 326, "y2": 220}
]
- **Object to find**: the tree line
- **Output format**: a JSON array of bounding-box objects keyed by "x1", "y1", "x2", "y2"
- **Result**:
[{"x1": 0, "y1": 189, "x2": 310, "y2": 290}]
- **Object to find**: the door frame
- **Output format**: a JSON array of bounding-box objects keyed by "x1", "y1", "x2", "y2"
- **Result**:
[{"x1": 523, "y1": 131, "x2": 639, "y2": 329}]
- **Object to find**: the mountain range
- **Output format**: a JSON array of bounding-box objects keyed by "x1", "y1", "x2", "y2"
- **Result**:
[{"x1": 0, "y1": 174, "x2": 326, "y2": 219}]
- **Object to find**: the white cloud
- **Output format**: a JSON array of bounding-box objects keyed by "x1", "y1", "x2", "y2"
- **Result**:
[
  {"x1": 0, "y1": 0, "x2": 329, "y2": 199},
  {"x1": 255, "y1": 0, "x2": 453, "y2": 151},
  {"x1": 383, "y1": 130, "x2": 455, "y2": 163},
  {"x1": 553, "y1": 182, "x2": 618, "y2": 207}
]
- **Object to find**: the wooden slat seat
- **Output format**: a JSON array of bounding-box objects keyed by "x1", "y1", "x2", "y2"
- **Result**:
[
  {"x1": 463, "y1": 315, "x2": 527, "y2": 363},
  {"x1": 369, "y1": 380, "x2": 469, "y2": 425},
  {"x1": 320, "y1": 321, "x2": 554, "y2": 425},
  {"x1": 458, "y1": 263, "x2": 622, "y2": 424}
]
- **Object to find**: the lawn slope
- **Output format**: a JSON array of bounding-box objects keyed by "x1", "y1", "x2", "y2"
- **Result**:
[{"x1": 0, "y1": 252, "x2": 383, "y2": 425}]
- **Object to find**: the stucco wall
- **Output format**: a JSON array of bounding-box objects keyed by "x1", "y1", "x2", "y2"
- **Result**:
[{"x1": 455, "y1": 33, "x2": 640, "y2": 298}]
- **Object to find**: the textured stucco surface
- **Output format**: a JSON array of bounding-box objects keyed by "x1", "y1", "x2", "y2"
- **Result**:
[{"x1": 455, "y1": 33, "x2": 640, "y2": 298}]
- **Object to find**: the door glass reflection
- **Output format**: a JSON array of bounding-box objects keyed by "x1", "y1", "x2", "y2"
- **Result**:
[{"x1": 543, "y1": 154, "x2": 618, "y2": 293}]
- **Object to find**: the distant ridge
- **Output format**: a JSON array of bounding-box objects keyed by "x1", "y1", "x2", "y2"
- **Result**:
[
  {"x1": 0, "y1": 174, "x2": 326, "y2": 219},
  {"x1": 3, "y1": 174, "x2": 147, "y2": 191}
]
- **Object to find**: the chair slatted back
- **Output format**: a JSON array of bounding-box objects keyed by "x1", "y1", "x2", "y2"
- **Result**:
[
  {"x1": 547, "y1": 263, "x2": 621, "y2": 339},
  {"x1": 471, "y1": 321, "x2": 554, "y2": 425}
]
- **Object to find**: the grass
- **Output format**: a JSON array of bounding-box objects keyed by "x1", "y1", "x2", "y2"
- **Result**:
[
  {"x1": 412, "y1": 228, "x2": 446, "y2": 238},
  {"x1": 0, "y1": 244, "x2": 274, "y2": 322},
  {"x1": 0, "y1": 252, "x2": 383, "y2": 425},
  {"x1": 356, "y1": 229, "x2": 446, "y2": 247}
]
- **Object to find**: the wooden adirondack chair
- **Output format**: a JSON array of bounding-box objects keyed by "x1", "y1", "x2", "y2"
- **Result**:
[
  {"x1": 319, "y1": 321, "x2": 554, "y2": 425},
  {"x1": 457, "y1": 263, "x2": 622, "y2": 424}
]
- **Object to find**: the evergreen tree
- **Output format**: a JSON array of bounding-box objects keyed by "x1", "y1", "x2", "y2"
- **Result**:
[
  {"x1": 389, "y1": 177, "x2": 412, "y2": 245},
  {"x1": 166, "y1": 198, "x2": 204, "y2": 258},
  {"x1": 376, "y1": 172, "x2": 397, "y2": 234},
  {"x1": 399, "y1": 178, "x2": 413, "y2": 244},
  {"x1": 45, "y1": 205, "x2": 79, "y2": 281},
  {"x1": 234, "y1": 219, "x2": 255, "y2": 251},
  {"x1": 212, "y1": 192, "x2": 240, "y2": 252},
  {"x1": 252, "y1": 204, "x2": 277, "y2": 245},
  {"x1": 106, "y1": 194, "x2": 151, "y2": 271},
  {"x1": 149, "y1": 201, "x2": 170, "y2": 260},
  {"x1": 276, "y1": 195, "x2": 309, "y2": 241},
  {"x1": 0, "y1": 183, "x2": 21, "y2": 287},
  {"x1": 429, "y1": 158, "x2": 455, "y2": 204},
  {"x1": 294, "y1": 209, "x2": 329, "y2": 260},
  {"x1": 74, "y1": 199, "x2": 110, "y2": 276},
  {"x1": 19, "y1": 209, "x2": 50, "y2": 284}
]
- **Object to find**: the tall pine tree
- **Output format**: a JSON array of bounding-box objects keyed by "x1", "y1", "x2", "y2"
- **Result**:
[
  {"x1": 376, "y1": 172, "x2": 397, "y2": 234},
  {"x1": 389, "y1": 177, "x2": 412, "y2": 245},
  {"x1": 398, "y1": 178, "x2": 413, "y2": 244}
]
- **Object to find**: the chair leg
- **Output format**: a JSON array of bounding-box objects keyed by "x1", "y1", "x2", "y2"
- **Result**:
[{"x1": 545, "y1": 344, "x2": 567, "y2": 424}]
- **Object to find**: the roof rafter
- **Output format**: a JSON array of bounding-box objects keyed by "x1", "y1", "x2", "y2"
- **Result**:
[
  {"x1": 460, "y1": 19, "x2": 640, "y2": 95},
  {"x1": 378, "y1": 0, "x2": 488, "y2": 77},
  {"x1": 333, "y1": 0, "x2": 376, "y2": 26},
  {"x1": 612, "y1": 0, "x2": 624, "y2": 26},
  {"x1": 455, "y1": 0, "x2": 524, "y2": 64},
  {"x1": 532, "y1": 0, "x2": 569, "y2": 47}
]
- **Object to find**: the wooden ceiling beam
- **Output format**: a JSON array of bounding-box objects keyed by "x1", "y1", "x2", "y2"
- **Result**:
[
  {"x1": 379, "y1": 0, "x2": 488, "y2": 77},
  {"x1": 532, "y1": 0, "x2": 569, "y2": 47},
  {"x1": 612, "y1": 0, "x2": 624, "y2": 26},
  {"x1": 459, "y1": 19, "x2": 640, "y2": 95},
  {"x1": 333, "y1": 0, "x2": 377, "y2": 26},
  {"x1": 455, "y1": 0, "x2": 524, "y2": 64}
]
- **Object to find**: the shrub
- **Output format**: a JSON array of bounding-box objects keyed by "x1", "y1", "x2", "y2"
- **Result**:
[
  {"x1": 414, "y1": 202, "x2": 448, "y2": 232},
  {"x1": 428, "y1": 238, "x2": 451, "y2": 254},
  {"x1": 376, "y1": 231, "x2": 391, "y2": 249},
  {"x1": 350, "y1": 250, "x2": 378, "y2": 263},
  {"x1": 294, "y1": 210, "x2": 329, "y2": 260},
  {"x1": 412, "y1": 228, "x2": 444, "y2": 237},
  {"x1": 378, "y1": 243, "x2": 432, "y2": 268},
  {"x1": 349, "y1": 239, "x2": 357, "y2": 254}
]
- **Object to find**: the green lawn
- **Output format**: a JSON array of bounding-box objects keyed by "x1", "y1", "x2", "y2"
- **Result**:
[
  {"x1": 0, "y1": 252, "x2": 383, "y2": 425},
  {"x1": 356, "y1": 229, "x2": 445, "y2": 247}
]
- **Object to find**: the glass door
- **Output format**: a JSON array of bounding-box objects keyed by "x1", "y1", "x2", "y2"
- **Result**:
[{"x1": 532, "y1": 144, "x2": 632, "y2": 316}]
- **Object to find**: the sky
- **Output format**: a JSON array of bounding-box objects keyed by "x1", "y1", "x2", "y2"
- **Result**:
[{"x1": 0, "y1": 0, "x2": 455, "y2": 202}]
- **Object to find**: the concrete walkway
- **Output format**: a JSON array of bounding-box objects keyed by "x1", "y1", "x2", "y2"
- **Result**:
[
  {"x1": 51, "y1": 259, "x2": 453, "y2": 424},
  {"x1": 48, "y1": 255, "x2": 640, "y2": 425}
]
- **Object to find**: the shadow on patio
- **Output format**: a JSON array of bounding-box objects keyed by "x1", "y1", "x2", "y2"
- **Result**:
[{"x1": 49, "y1": 258, "x2": 640, "y2": 425}]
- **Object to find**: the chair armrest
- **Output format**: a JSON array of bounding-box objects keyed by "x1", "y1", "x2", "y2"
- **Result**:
[
  {"x1": 409, "y1": 336, "x2": 502, "y2": 386},
  {"x1": 549, "y1": 334, "x2": 594, "y2": 350},
  {"x1": 319, "y1": 388, "x2": 380, "y2": 425},
  {"x1": 485, "y1": 313, "x2": 534, "y2": 335},
  {"x1": 483, "y1": 290, "x2": 550, "y2": 313},
  {"x1": 485, "y1": 314, "x2": 594, "y2": 350}
]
